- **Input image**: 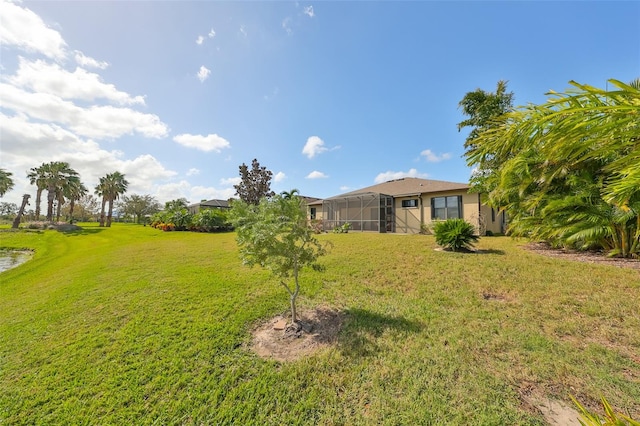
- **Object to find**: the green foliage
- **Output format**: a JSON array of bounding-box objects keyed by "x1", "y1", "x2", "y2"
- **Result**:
[
  {"x1": 118, "y1": 194, "x2": 161, "y2": 223},
  {"x1": 95, "y1": 171, "x2": 128, "y2": 227},
  {"x1": 433, "y1": 219, "x2": 479, "y2": 252},
  {"x1": 229, "y1": 193, "x2": 328, "y2": 322},
  {"x1": 0, "y1": 168, "x2": 15, "y2": 197},
  {"x1": 466, "y1": 79, "x2": 640, "y2": 257},
  {"x1": 27, "y1": 161, "x2": 81, "y2": 222},
  {"x1": 233, "y1": 158, "x2": 275, "y2": 205},
  {"x1": 457, "y1": 80, "x2": 514, "y2": 194},
  {"x1": 333, "y1": 222, "x2": 351, "y2": 233},
  {"x1": 192, "y1": 208, "x2": 231, "y2": 232},
  {"x1": 572, "y1": 396, "x2": 640, "y2": 426}
]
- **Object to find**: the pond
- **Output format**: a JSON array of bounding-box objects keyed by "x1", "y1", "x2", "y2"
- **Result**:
[{"x1": 0, "y1": 250, "x2": 34, "y2": 273}]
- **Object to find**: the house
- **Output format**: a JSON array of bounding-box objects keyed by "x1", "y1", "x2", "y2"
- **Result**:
[
  {"x1": 187, "y1": 199, "x2": 230, "y2": 215},
  {"x1": 312, "y1": 177, "x2": 505, "y2": 235}
]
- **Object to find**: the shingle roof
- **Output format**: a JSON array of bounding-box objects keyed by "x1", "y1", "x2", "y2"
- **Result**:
[
  {"x1": 192, "y1": 199, "x2": 229, "y2": 208},
  {"x1": 330, "y1": 177, "x2": 469, "y2": 199}
]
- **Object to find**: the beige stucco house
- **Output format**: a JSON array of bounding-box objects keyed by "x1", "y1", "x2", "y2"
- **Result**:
[{"x1": 309, "y1": 177, "x2": 505, "y2": 235}]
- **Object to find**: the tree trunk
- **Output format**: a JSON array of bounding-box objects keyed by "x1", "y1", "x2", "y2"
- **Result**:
[
  {"x1": 12, "y1": 194, "x2": 30, "y2": 229},
  {"x1": 107, "y1": 198, "x2": 114, "y2": 227},
  {"x1": 46, "y1": 187, "x2": 55, "y2": 222},
  {"x1": 99, "y1": 198, "x2": 107, "y2": 227},
  {"x1": 34, "y1": 188, "x2": 42, "y2": 221},
  {"x1": 290, "y1": 262, "x2": 300, "y2": 323},
  {"x1": 69, "y1": 200, "x2": 76, "y2": 223}
]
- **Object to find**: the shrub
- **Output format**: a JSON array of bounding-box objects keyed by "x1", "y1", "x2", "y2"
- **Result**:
[
  {"x1": 433, "y1": 219, "x2": 479, "y2": 252},
  {"x1": 333, "y1": 223, "x2": 351, "y2": 234}
]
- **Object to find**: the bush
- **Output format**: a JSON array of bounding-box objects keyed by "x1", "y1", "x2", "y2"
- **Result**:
[
  {"x1": 333, "y1": 223, "x2": 351, "y2": 234},
  {"x1": 433, "y1": 219, "x2": 479, "y2": 252}
]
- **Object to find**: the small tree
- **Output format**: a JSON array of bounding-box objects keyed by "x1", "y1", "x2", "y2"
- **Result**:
[
  {"x1": 229, "y1": 193, "x2": 328, "y2": 324},
  {"x1": 233, "y1": 159, "x2": 276, "y2": 205}
]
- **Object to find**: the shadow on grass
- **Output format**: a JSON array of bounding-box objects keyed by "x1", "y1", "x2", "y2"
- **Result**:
[
  {"x1": 57, "y1": 226, "x2": 106, "y2": 236},
  {"x1": 475, "y1": 249, "x2": 505, "y2": 255},
  {"x1": 337, "y1": 308, "x2": 423, "y2": 358}
]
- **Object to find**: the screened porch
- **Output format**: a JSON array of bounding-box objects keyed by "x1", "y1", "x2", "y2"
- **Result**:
[{"x1": 322, "y1": 192, "x2": 395, "y2": 233}]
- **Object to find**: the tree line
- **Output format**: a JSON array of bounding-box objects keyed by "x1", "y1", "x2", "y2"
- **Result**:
[{"x1": 0, "y1": 162, "x2": 129, "y2": 227}]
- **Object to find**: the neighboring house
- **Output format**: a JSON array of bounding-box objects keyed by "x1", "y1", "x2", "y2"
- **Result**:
[
  {"x1": 310, "y1": 177, "x2": 504, "y2": 235},
  {"x1": 187, "y1": 199, "x2": 230, "y2": 215}
]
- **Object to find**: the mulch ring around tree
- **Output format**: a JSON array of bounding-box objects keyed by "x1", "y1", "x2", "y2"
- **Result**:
[
  {"x1": 524, "y1": 242, "x2": 640, "y2": 270},
  {"x1": 248, "y1": 306, "x2": 345, "y2": 363}
]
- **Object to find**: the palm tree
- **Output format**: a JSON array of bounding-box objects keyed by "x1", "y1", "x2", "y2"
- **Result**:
[
  {"x1": 27, "y1": 164, "x2": 48, "y2": 220},
  {"x1": 63, "y1": 176, "x2": 88, "y2": 223},
  {"x1": 42, "y1": 162, "x2": 79, "y2": 222},
  {"x1": 95, "y1": 177, "x2": 108, "y2": 227},
  {"x1": 280, "y1": 189, "x2": 300, "y2": 199},
  {"x1": 95, "y1": 172, "x2": 129, "y2": 227},
  {"x1": 467, "y1": 79, "x2": 640, "y2": 257},
  {"x1": 0, "y1": 168, "x2": 15, "y2": 197}
]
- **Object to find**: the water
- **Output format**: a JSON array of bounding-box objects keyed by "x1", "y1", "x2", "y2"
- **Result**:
[{"x1": 0, "y1": 250, "x2": 33, "y2": 273}]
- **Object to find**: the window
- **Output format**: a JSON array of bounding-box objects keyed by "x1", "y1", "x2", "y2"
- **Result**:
[
  {"x1": 310, "y1": 207, "x2": 316, "y2": 220},
  {"x1": 401, "y1": 199, "x2": 418, "y2": 208},
  {"x1": 431, "y1": 196, "x2": 462, "y2": 220}
]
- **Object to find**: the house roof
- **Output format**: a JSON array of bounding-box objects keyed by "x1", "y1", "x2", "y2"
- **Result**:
[
  {"x1": 330, "y1": 178, "x2": 469, "y2": 199},
  {"x1": 191, "y1": 199, "x2": 229, "y2": 208}
]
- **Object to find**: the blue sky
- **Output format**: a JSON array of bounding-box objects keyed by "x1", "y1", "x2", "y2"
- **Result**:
[{"x1": 1, "y1": 0, "x2": 639, "y2": 207}]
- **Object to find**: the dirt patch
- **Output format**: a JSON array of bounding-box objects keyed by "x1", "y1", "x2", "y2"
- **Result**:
[
  {"x1": 519, "y1": 384, "x2": 582, "y2": 426},
  {"x1": 249, "y1": 306, "x2": 344, "y2": 362},
  {"x1": 524, "y1": 242, "x2": 640, "y2": 270}
]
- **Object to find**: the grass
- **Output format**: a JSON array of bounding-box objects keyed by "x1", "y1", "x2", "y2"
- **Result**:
[{"x1": 1, "y1": 223, "x2": 639, "y2": 424}]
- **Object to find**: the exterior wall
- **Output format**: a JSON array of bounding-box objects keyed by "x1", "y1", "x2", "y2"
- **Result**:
[
  {"x1": 394, "y1": 196, "x2": 422, "y2": 234},
  {"x1": 481, "y1": 204, "x2": 507, "y2": 235},
  {"x1": 421, "y1": 191, "x2": 482, "y2": 234},
  {"x1": 391, "y1": 191, "x2": 486, "y2": 235}
]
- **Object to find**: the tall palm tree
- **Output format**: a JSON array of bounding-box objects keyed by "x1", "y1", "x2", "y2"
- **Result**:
[
  {"x1": 95, "y1": 172, "x2": 129, "y2": 227},
  {"x1": 62, "y1": 176, "x2": 87, "y2": 223},
  {"x1": 42, "y1": 162, "x2": 79, "y2": 222},
  {"x1": 27, "y1": 164, "x2": 48, "y2": 220},
  {"x1": 95, "y1": 177, "x2": 108, "y2": 227},
  {"x1": 0, "y1": 168, "x2": 15, "y2": 197}
]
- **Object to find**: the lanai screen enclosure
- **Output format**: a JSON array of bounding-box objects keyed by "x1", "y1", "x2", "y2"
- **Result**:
[{"x1": 322, "y1": 192, "x2": 394, "y2": 233}]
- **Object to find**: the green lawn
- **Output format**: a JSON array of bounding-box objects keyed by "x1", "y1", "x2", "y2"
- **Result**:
[{"x1": 1, "y1": 223, "x2": 639, "y2": 424}]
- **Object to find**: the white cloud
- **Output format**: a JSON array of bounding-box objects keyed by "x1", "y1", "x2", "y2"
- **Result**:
[
  {"x1": 0, "y1": 83, "x2": 168, "y2": 139},
  {"x1": 274, "y1": 171, "x2": 286, "y2": 183},
  {"x1": 154, "y1": 182, "x2": 235, "y2": 205},
  {"x1": 220, "y1": 177, "x2": 241, "y2": 186},
  {"x1": 339, "y1": 186, "x2": 351, "y2": 191},
  {"x1": 420, "y1": 149, "x2": 452, "y2": 163},
  {"x1": 173, "y1": 133, "x2": 231, "y2": 152},
  {"x1": 282, "y1": 17, "x2": 293, "y2": 35},
  {"x1": 302, "y1": 135, "x2": 328, "y2": 159},
  {"x1": 374, "y1": 168, "x2": 429, "y2": 184},
  {"x1": 239, "y1": 25, "x2": 247, "y2": 38},
  {"x1": 306, "y1": 170, "x2": 328, "y2": 179},
  {"x1": 196, "y1": 35, "x2": 204, "y2": 45},
  {"x1": 186, "y1": 168, "x2": 200, "y2": 176},
  {"x1": 197, "y1": 65, "x2": 211, "y2": 82},
  {"x1": 0, "y1": 112, "x2": 178, "y2": 206},
  {"x1": 303, "y1": 6, "x2": 315, "y2": 17},
  {"x1": 0, "y1": 1, "x2": 67, "y2": 60},
  {"x1": 74, "y1": 51, "x2": 108, "y2": 69},
  {"x1": 208, "y1": 28, "x2": 216, "y2": 38},
  {"x1": 8, "y1": 58, "x2": 145, "y2": 105}
]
